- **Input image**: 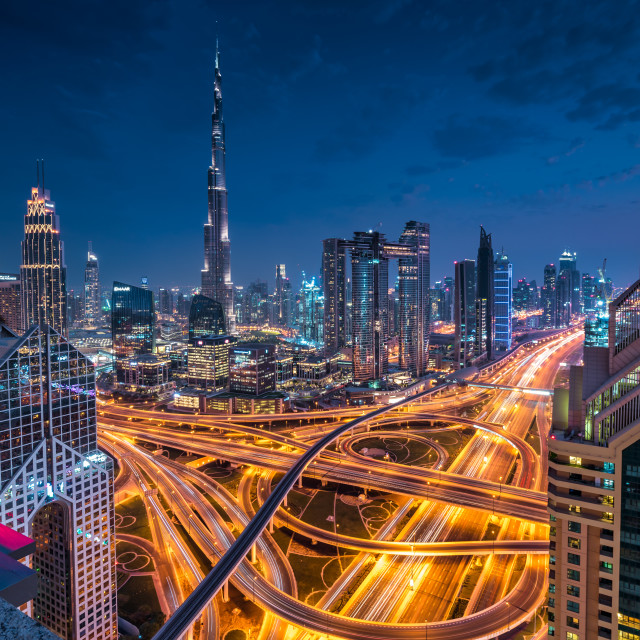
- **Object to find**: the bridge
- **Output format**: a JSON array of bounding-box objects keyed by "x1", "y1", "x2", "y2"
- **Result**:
[{"x1": 462, "y1": 381, "x2": 553, "y2": 396}]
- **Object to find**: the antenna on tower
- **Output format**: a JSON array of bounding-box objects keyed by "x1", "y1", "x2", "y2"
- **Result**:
[
  {"x1": 88, "y1": 240, "x2": 93, "y2": 259},
  {"x1": 36, "y1": 159, "x2": 40, "y2": 193},
  {"x1": 41, "y1": 159, "x2": 45, "y2": 195}
]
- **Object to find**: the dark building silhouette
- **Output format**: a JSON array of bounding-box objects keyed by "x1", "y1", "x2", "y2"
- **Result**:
[
  {"x1": 111, "y1": 281, "x2": 155, "y2": 359},
  {"x1": 475, "y1": 226, "x2": 494, "y2": 360},
  {"x1": 189, "y1": 294, "x2": 225, "y2": 339}
]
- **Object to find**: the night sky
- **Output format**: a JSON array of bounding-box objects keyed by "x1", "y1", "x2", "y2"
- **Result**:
[{"x1": 2, "y1": 1, "x2": 640, "y2": 293}]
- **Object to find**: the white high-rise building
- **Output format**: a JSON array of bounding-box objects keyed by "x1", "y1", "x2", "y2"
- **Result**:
[
  {"x1": 84, "y1": 242, "x2": 100, "y2": 324},
  {"x1": 0, "y1": 324, "x2": 117, "y2": 639}
]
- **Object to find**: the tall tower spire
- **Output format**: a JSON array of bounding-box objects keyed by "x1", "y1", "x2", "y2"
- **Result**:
[{"x1": 201, "y1": 40, "x2": 235, "y2": 332}]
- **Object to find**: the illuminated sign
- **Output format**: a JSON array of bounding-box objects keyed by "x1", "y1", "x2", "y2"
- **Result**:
[
  {"x1": 51, "y1": 382, "x2": 96, "y2": 397},
  {"x1": 113, "y1": 286, "x2": 131, "y2": 292},
  {"x1": 0, "y1": 274, "x2": 18, "y2": 281}
]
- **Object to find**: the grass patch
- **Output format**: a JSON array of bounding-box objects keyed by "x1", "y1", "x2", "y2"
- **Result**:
[
  {"x1": 116, "y1": 495, "x2": 153, "y2": 542},
  {"x1": 118, "y1": 575, "x2": 165, "y2": 639},
  {"x1": 116, "y1": 539, "x2": 155, "y2": 571}
]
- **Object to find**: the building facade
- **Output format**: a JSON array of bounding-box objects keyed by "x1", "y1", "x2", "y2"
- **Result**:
[
  {"x1": 188, "y1": 294, "x2": 225, "y2": 339},
  {"x1": 322, "y1": 239, "x2": 348, "y2": 355},
  {"x1": 548, "y1": 278, "x2": 640, "y2": 640},
  {"x1": 0, "y1": 274, "x2": 21, "y2": 333},
  {"x1": 454, "y1": 259, "x2": 476, "y2": 367},
  {"x1": 201, "y1": 42, "x2": 235, "y2": 332},
  {"x1": 542, "y1": 264, "x2": 557, "y2": 328},
  {"x1": 0, "y1": 324, "x2": 117, "y2": 639},
  {"x1": 187, "y1": 335, "x2": 236, "y2": 391},
  {"x1": 111, "y1": 282, "x2": 155, "y2": 359},
  {"x1": 475, "y1": 227, "x2": 494, "y2": 360},
  {"x1": 494, "y1": 250, "x2": 512, "y2": 351},
  {"x1": 229, "y1": 344, "x2": 276, "y2": 395},
  {"x1": 20, "y1": 164, "x2": 67, "y2": 336}
]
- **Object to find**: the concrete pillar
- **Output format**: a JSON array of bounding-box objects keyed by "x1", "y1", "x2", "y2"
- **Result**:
[
  {"x1": 283, "y1": 494, "x2": 288, "y2": 508},
  {"x1": 269, "y1": 518, "x2": 274, "y2": 534},
  {"x1": 251, "y1": 543, "x2": 257, "y2": 564},
  {"x1": 222, "y1": 580, "x2": 229, "y2": 602},
  {"x1": 298, "y1": 476, "x2": 303, "y2": 489},
  {"x1": 321, "y1": 479, "x2": 327, "y2": 487}
]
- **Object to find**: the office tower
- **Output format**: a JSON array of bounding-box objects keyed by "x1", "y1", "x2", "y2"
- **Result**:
[
  {"x1": 111, "y1": 281, "x2": 155, "y2": 359},
  {"x1": 241, "y1": 281, "x2": 270, "y2": 325},
  {"x1": 83, "y1": 242, "x2": 100, "y2": 325},
  {"x1": 454, "y1": 259, "x2": 476, "y2": 366},
  {"x1": 542, "y1": 264, "x2": 557, "y2": 327},
  {"x1": 493, "y1": 250, "x2": 512, "y2": 351},
  {"x1": 20, "y1": 162, "x2": 67, "y2": 336},
  {"x1": 230, "y1": 343, "x2": 276, "y2": 395},
  {"x1": 548, "y1": 277, "x2": 640, "y2": 640},
  {"x1": 0, "y1": 274, "x2": 21, "y2": 333},
  {"x1": 351, "y1": 231, "x2": 389, "y2": 381},
  {"x1": 201, "y1": 42, "x2": 235, "y2": 332},
  {"x1": 274, "y1": 264, "x2": 293, "y2": 327},
  {"x1": 158, "y1": 288, "x2": 173, "y2": 316},
  {"x1": 189, "y1": 294, "x2": 225, "y2": 339},
  {"x1": 187, "y1": 335, "x2": 236, "y2": 390},
  {"x1": 0, "y1": 324, "x2": 117, "y2": 639},
  {"x1": 322, "y1": 239, "x2": 348, "y2": 355},
  {"x1": 558, "y1": 250, "x2": 580, "y2": 318},
  {"x1": 514, "y1": 278, "x2": 537, "y2": 313},
  {"x1": 116, "y1": 354, "x2": 173, "y2": 397},
  {"x1": 582, "y1": 273, "x2": 596, "y2": 314},
  {"x1": 556, "y1": 269, "x2": 572, "y2": 327},
  {"x1": 443, "y1": 275, "x2": 454, "y2": 322},
  {"x1": 298, "y1": 275, "x2": 324, "y2": 345},
  {"x1": 475, "y1": 227, "x2": 494, "y2": 360},
  {"x1": 397, "y1": 221, "x2": 430, "y2": 376}
]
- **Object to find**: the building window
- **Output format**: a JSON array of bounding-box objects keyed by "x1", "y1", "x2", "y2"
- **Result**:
[
  {"x1": 549, "y1": 584, "x2": 556, "y2": 594},
  {"x1": 549, "y1": 597, "x2": 556, "y2": 608},
  {"x1": 567, "y1": 585, "x2": 580, "y2": 597},
  {"x1": 568, "y1": 521, "x2": 581, "y2": 533},
  {"x1": 568, "y1": 536, "x2": 581, "y2": 549},
  {"x1": 570, "y1": 456, "x2": 582, "y2": 466},
  {"x1": 599, "y1": 561, "x2": 613, "y2": 574},
  {"x1": 567, "y1": 569, "x2": 580, "y2": 581},
  {"x1": 566, "y1": 616, "x2": 580, "y2": 628},
  {"x1": 566, "y1": 632, "x2": 579, "y2": 640},
  {"x1": 567, "y1": 600, "x2": 579, "y2": 613},
  {"x1": 568, "y1": 553, "x2": 581, "y2": 565}
]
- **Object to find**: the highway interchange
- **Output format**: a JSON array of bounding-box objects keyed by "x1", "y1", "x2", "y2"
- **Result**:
[{"x1": 100, "y1": 329, "x2": 581, "y2": 640}]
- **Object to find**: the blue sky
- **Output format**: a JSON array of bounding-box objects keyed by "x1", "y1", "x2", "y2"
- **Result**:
[{"x1": 1, "y1": 0, "x2": 640, "y2": 291}]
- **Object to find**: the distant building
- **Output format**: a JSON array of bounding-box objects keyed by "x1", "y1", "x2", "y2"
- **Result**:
[
  {"x1": 322, "y1": 239, "x2": 348, "y2": 354},
  {"x1": 475, "y1": 227, "x2": 494, "y2": 360},
  {"x1": 274, "y1": 264, "x2": 293, "y2": 327},
  {"x1": 158, "y1": 288, "x2": 173, "y2": 316},
  {"x1": 558, "y1": 250, "x2": 580, "y2": 321},
  {"x1": 111, "y1": 281, "x2": 155, "y2": 359},
  {"x1": 582, "y1": 273, "x2": 596, "y2": 314},
  {"x1": 513, "y1": 278, "x2": 537, "y2": 313},
  {"x1": 0, "y1": 274, "x2": 21, "y2": 333},
  {"x1": 20, "y1": 163, "x2": 67, "y2": 336},
  {"x1": 187, "y1": 335, "x2": 236, "y2": 391},
  {"x1": 84, "y1": 242, "x2": 100, "y2": 324},
  {"x1": 454, "y1": 259, "x2": 476, "y2": 366},
  {"x1": 115, "y1": 353, "x2": 173, "y2": 397},
  {"x1": 494, "y1": 250, "x2": 512, "y2": 351},
  {"x1": 542, "y1": 264, "x2": 557, "y2": 327},
  {"x1": 230, "y1": 343, "x2": 276, "y2": 395},
  {"x1": 189, "y1": 294, "x2": 225, "y2": 339},
  {"x1": 297, "y1": 275, "x2": 324, "y2": 345}
]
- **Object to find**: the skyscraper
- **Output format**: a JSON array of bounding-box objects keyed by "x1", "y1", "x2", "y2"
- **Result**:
[
  {"x1": 274, "y1": 264, "x2": 293, "y2": 327},
  {"x1": 397, "y1": 221, "x2": 430, "y2": 376},
  {"x1": 493, "y1": 250, "x2": 512, "y2": 351},
  {"x1": 20, "y1": 162, "x2": 67, "y2": 336},
  {"x1": 111, "y1": 281, "x2": 155, "y2": 359},
  {"x1": 475, "y1": 227, "x2": 494, "y2": 360},
  {"x1": 454, "y1": 259, "x2": 476, "y2": 366},
  {"x1": 0, "y1": 324, "x2": 117, "y2": 639},
  {"x1": 83, "y1": 242, "x2": 100, "y2": 325},
  {"x1": 542, "y1": 264, "x2": 557, "y2": 327},
  {"x1": 201, "y1": 41, "x2": 235, "y2": 332},
  {"x1": 297, "y1": 275, "x2": 324, "y2": 345},
  {"x1": 189, "y1": 294, "x2": 226, "y2": 339},
  {"x1": 322, "y1": 239, "x2": 348, "y2": 355}
]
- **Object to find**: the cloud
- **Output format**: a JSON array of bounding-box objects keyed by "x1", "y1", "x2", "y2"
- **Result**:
[
  {"x1": 432, "y1": 115, "x2": 537, "y2": 159},
  {"x1": 546, "y1": 137, "x2": 585, "y2": 165},
  {"x1": 405, "y1": 160, "x2": 465, "y2": 175},
  {"x1": 567, "y1": 84, "x2": 640, "y2": 129}
]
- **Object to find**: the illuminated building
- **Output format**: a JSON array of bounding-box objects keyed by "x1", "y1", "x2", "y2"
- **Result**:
[
  {"x1": 556, "y1": 268, "x2": 572, "y2": 327},
  {"x1": 542, "y1": 264, "x2": 557, "y2": 327},
  {"x1": 230, "y1": 344, "x2": 276, "y2": 395},
  {"x1": 115, "y1": 353, "x2": 173, "y2": 397},
  {"x1": 201, "y1": 41, "x2": 235, "y2": 332},
  {"x1": 548, "y1": 278, "x2": 640, "y2": 640},
  {"x1": 454, "y1": 259, "x2": 476, "y2": 366},
  {"x1": 275, "y1": 264, "x2": 293, "y2": 327},
  {"x1": 475, "y1": 226, "x2": 494, "y2": 360},
  {"x1": 158, "y1": 288, "x2": 173, "y2": 316},
  {"x1": 111, "y1": 281, "x2": 155, "y2": 359},
  {"x1": 20, "y1": 162, "x2": 67, "y2": 336},
  {"x1": 189, "y1": 294, "x2": 225, "y2": 339},
  {"x1": 493, "y1": 249, "x2": 512, "y2": 351},
  {"x1": 582, "y1": 273, "x2": 596, "y2": 314},
  {"x1": 322, "y1": 239, "x2": 348, "y2": 354},
  {"x1": 0, "y1": 274, "x2": 21, "y2": 333},
  {"x1": 83, "y1": 242, "x2": 100, "y2": 325},
  {"x1": 0, "y1": 324, "x2": 117, "y2": 639},
  {"x1": 559, "y1": 250, "x2": 581, "y2": 318},
  {"x1": 396, "y1": 221, "x2": 430, "y2": 377},
  {"x1": 297, "y1": 275, "x2": 324, "y2": 345},
  {"x1": 240, "y1": 281, "x2": 269, "y2": 325},
  {"x1": 351, "y1": 231, "x2": 389, "y2": 381},
  {"x1": 514, "y1": 277, "x2": 537, "y2": 313},
  {"x1": 187, "y1": 335, "x2": 236, "y2": 391}
]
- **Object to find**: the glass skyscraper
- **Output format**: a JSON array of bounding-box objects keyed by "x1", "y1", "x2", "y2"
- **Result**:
[
  {"x1": 322, "y1": 239, "x2": 348, "y2": 355},
  {"x1": 83, "y1": 242, "x2": 100, "y2": 325},
  {"x1": 0, "y1": 324, "x2": 117, "y2": 639},
  {"x1": 454, "y1": 259, "x2": 476, "y2": 366},
  {"x1": 201, "y1": 41, "x2": 235, "y2": 332},
  {"x1": 493, "y1": 250, "x2": 512, "y2": 351},
  {"x1": 542, "y1": 263, "x2": 557, "y2": 327},
  {"x1": 20, "y1": 162, "x2": 67, "y2": 336},
  {"x1": 188, "y1": 294, "x2": 226, "y2": 339},
  {"x1": 111, "y1": 281, "x2": 155, "y2": 359},
  {"x1": 475, "y1": 226, "x2": 494, "y2": 360}
]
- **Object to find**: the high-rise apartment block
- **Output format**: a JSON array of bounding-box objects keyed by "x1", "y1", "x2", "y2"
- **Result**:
[
  {"x1": 494, "y1": 250, "x2": 512, "y2": 351},
  {"x1": 542, "y1": 264, "x2": 557, "y2": 327},
  {"x1": 20, "y1": 163, "x2": 67, "y2": 336},
  {"x1": 322, "y1": 239, "x2": 348, "y2": 355},
  {"x1": 548, "y1": 278, "x2": 640, "y2": 640},
  {"x1": 274, "y1": 264, "x2": 292, "y2": 327},
  {"x1": 297, "y1": 275, "x2": 324, "y2": 345},
  {"x1": 0, "y1": 324, "x2": 117, "y2": 639},
  {"x1": 0, "y1": 274, "x2": 22, "y2": 333},
  {"x1": 201, "y1": 42, "x2": 235, "y2": 332},
  {"x1": 111, "y1": 282, "x2": 155, "y2": 359},
  {"x1": 83, "y1": 242, "x2": 100, "y2": 325}
]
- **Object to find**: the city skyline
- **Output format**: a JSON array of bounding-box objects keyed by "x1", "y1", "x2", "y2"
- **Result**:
[{"x1": 2, "y1": 2, "x2": 640, "y2": 291}]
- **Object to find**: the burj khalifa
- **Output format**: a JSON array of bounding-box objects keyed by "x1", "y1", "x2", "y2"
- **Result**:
[{"x1": 202, "y1": 41, "x2": 236, "y2": 332}]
